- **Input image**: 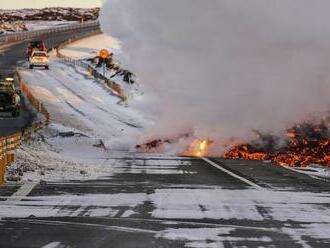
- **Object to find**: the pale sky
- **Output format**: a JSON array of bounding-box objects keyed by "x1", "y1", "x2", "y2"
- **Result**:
[{"x1": 0, "y1": 0, "x2": 103, "y2": 9}]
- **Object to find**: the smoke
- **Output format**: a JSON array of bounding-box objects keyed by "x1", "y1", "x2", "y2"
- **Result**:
[{"x1": 100, "y1": 0, "x2": 330, "y2": 153}]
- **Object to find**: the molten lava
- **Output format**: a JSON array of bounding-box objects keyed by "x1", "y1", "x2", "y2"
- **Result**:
[
  {"x1": 183, "y1": 139, "x2": 212, "y2": 157},
  {"x1": 225, "y1": 121, "x2": 330, "y2": 167}
]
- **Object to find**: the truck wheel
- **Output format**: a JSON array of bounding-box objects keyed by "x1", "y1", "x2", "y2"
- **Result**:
[
  {"x1": 12, "y1": 109, "x2": 20, "y2": 117},
  {"x1": 29, "y1": 65, "x2": 34, "y2": 69},
  {"x1": 45, "y1": 65, "x2": 49, "y2": 70}
]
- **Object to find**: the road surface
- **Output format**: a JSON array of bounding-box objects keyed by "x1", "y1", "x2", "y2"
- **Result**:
[
  {"x1": 0, "y1": 25, "x2": 98, "y2": 136},
  {"x1": 0, "y1": 23, "x2": 329, "y2": 248},
  {"x1": 0, "y1": 156, "x2": 329, "y2": 248}
]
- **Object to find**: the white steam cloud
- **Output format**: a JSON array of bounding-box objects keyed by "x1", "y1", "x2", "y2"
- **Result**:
[{"x1": 100, "y1": 0, "x2": 330, "y2": 152}]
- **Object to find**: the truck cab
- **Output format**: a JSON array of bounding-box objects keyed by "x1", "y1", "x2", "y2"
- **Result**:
[
  {"x1": 0, "y1": 77, "x2": 21, "y2": 117},
  {"x1": 29, "y1": 50, "x2": 49, "y2": 70},
  {"x1": 26, "y1": 40, "x2": 47, "y2": 59}
]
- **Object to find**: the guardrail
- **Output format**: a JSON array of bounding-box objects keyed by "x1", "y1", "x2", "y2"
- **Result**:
[
  {"x1": 59, "y1": 56, "x2": 128, "y2": 103},
  {"x1": 0, "y1": 21, "x2": 100, "y2": 44},
  {"x1": 0, "y1": 21, "x2": 101, "y2": 184},
  {"x1": 0, "y1": 72, "x2": 50, "y2": 184},
  {"x1": 55, "y1": 31, "x2": 128, "y2": 103},
  {"x1": 0, "y1": 134, "x2": 21, "y2": 184},
  {"x1": 17, "y1": 72, "x2": 51, "y2": 126}
]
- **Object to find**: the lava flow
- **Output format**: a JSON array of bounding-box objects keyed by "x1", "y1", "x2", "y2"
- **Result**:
[
  {"x1": 136, "y1": 135, "x2": 212, "y2": 157},
  {"x1": 225, "y1": 120, "x2": 330, "y2": 167},
  {"x1": 183, "y1": 139, "x2": 212, "y2": 157}
]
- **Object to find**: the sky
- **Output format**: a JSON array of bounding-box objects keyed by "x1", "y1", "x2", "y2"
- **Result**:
[{"x1": 0, "y1": 0, "x2": 103, "y2": 9}]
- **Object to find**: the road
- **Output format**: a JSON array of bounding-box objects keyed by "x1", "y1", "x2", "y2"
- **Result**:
[
  {"x1": 0, "y1": 155, "x2": 329, "y2": 248},
  {"x1": 0, "y1": 23, "x2": 329, "y2": 248},
  {"x1": 0, "y1": 25, "x2": 99, "y2": 136}
]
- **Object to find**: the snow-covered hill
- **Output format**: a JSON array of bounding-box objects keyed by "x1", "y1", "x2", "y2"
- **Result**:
[
  {"x1": 0, "y1": 8, "x2": 99, "y2": 22},
  {"x1": 7, "y1": 55, "x2": 151, "y2": 181},
  {"x1": 0, "y1": 21, "x2": 28, "y2": 34},
  {"x1": 0, "y1": 8, "x2": 99, "y2": 34}
]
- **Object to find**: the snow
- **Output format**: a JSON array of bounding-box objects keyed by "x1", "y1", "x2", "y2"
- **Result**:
[
  {"x1": 0, "y1": 193, "x2": 145, "y2": 218},
  {"x1": 3, "y1": 32, "x2": 329, "y2": 247},
  {"x1": 60, "y1": 34, "x2": 121, "y2": 59},
  {"x1": 287, "y1": 164, "x2": 330, "y2": 180},
  {"x1": 6, "y1": 53, "x2": 154, "y2": 181},
  {"x1": 151, "y1": 188, "x2": 330, "y2": 247},
  {"x1": 150, "y1": 188, "x2": 330, "y2": 222},
  {"x1": 58, "y1": 33, "x2": 144, "y2": 101},
  {"x1": 0, "y1": 21, "x2": 27, "y2": 34},
  {"x1": 41, "y1": 242, "x2": 62, "y2": 248},
  {"x1": 25, "y1": 21, "x2": 77, "y2": 31},
  {"x1": 1, "y1": 183, "x2": 330, "y2": 246},
  {"x1": 0, "y1": 20, "x2": 77, "y2": 35},
  {"x1": 158, "y1": 228, "x2": 272, "y2": 248},
  {"x1": 0, "y1": 8, "x2": 99, "y2": 22},
  {"x1": 19, "y1": 58, "x2": 149, "y2": 141}
]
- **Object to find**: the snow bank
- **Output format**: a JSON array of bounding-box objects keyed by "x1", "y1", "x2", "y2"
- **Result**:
[
  {"x1": 8, "y1": 58, "x2": 152, "y2": 182},
  {"x1": 25, "y1": 21, "x2": 77, "y2": 31},
  {"x1": 0, "y1": 21, "x2": 27, "y2": 34},
  {"x1": 60, "y1": 34, "x2": 120, "y2": 59},
  {"x1": 0, "y1": 8, "x2": 99, "y2": 22}
]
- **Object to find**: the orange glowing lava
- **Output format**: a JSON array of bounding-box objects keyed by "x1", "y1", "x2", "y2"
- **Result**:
[
  {"x1": 184, "y1": 139, "x2": 212, "y2": 157},
  {"x1": 225, "y1": 121, "x2": 330, "y2": 167}
]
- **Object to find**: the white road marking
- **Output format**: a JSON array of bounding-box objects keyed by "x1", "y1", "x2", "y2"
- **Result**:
[
  {"x1": 93, "y1": 217, "x2": 281, "y2": 232},
  {"x1": 41, "y1": 242, "x2": 62, "y2": 248},
  {"x1": 282, "y1": 166, "x2": 326, "y2": 181},
  {"x1": 4, "y1": 182, "x2": 38, "y2": 204},
  {"x1": 202, "y1": 158, "x2": 264, "y2": 190},
  {"x1": 12, "y1": 219, "x2": 158, "y2": 234}
]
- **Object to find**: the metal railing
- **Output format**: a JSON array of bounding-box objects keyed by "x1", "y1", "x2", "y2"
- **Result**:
[
  {"x1": 0, "y1": 22, "x2": 102, "y2": 184},
  {"x1": 0, "y1": 21, "x2": 100, "y2": 44},
  {"x1": 0, "y1": 134, "x2": 21, "y2": 184},
  {"x1": 0, "y1": 72, "x2": 50, "y2": 184},
  {"x1": 56, "y1": 35, "x2": 129, "y2": 103}
]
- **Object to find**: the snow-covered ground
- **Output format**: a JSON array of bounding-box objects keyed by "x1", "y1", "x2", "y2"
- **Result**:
[
  {"x1": 287, "y1": 164, "x2": 330, "y2": 181},
  {"x1": 59, "y1": 33, "x2": 146, "y2": 113},
  {"x1": 0, "y1": 8, "x2": 99, "y2": 22},
  {"x1": 25, "y1": 21, "x2": 77, "y2": 31},
  {"x1": 0, "y1": 21, "x2": 27, "y2": 34},
  {"x1": 8, "y1": 54, "x2": 153, "y2": 181},
  {"x1": 60, "y1": 34, "x2": 120, "y2": 59},
  {"x1": 3, "y1": 32, "x2": 329, "y2": 247},
  {"x1": 3, "y1": 160, "x2": 330, "y2": 247},
  {"x1": 0, "y1": 21, "x2": 78, "y2": 35}
]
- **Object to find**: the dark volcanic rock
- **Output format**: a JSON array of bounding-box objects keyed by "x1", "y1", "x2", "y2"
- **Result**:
[{"x1": 0, "y1": 8, "x2": 99, "y2": 22}]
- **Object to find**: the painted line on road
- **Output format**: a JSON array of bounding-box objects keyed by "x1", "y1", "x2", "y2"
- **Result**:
[
  {"x1": 282, "y1": 166, "x2": 326, "y2": 181},
  {"x1": 94, "y1": 217, "x2": 281, "y2": 233},
  {"x1": 202, "y1": 158, "x2": 264, "y2": 190},
  {"x1": 3, "y1": 217, "x2": 283, "y2": 234},
  {"x1": 9, "y1": 219, "x2": 158, "y2": 235},
  {"x1": 4, "y1": 182, "x2": 38, "y2": 204}
]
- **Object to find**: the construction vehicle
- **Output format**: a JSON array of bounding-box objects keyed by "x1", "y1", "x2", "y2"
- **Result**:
[
  {"x1": 26, "y1": 40, "x2": 47, "y2": 59},
  {"x1": 0, "y1": 77, "x2": 21, "y2": 117}
]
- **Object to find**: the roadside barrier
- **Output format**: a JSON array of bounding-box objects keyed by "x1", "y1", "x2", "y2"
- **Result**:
[
  {"x1": 0, "y1": 134, "x2": 21, "y2": 184},
  {"x1": 0, "y1": 21, "x2": 100, "y2": 44},
  {"x1": 0, "y1": 72, "x2": 51, "y2": 184},
  {"x1": 0, "y1": 21, "x2": 101, "y2": 184},
  {"x1": 56, "y1": 34, "x2": 128, "y2": 103},
  {"x1": 19, "y1": 76, "x2": 51, "y2": 126}
]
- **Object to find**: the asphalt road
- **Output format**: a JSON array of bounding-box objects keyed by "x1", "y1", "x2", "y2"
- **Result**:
[
  {"x1": 0, "y1": 156, "x2": 329, "y2": 248},
  {"x1": 1, "y1": 23, "x2": 329, "y2": 248},
  {"x1": 0, "y1": 26, "x2": 98, "y2": 136}
]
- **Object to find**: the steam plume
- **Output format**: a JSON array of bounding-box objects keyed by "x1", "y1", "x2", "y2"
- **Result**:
[{"x1": 100, "y1": 0, "x2": 330, "y2": 153}]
